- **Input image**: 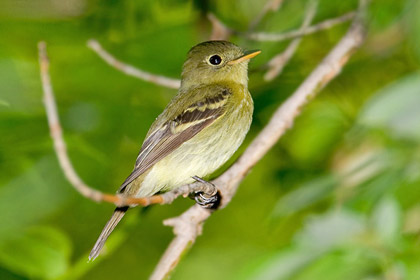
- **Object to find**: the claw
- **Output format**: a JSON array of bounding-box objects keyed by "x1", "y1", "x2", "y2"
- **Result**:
[
  {"x1": 194, "y1": 191, "x2": 221, "y2": 209},
  {"x1": 191, "y1": 176, "x2": 221, "y2": 209}
]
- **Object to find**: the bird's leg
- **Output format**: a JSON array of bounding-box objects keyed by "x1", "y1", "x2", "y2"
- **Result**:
[{"x1": 191, "y1": 176, "x2": 221, "y2": 209}]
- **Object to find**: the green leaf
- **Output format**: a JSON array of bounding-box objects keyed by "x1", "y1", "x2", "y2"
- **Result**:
[
  {"x1": 284, "y1": 101, "x2": 349, "y2": 165},
  {"x1": 239, "y1": 248, "x2": 322, "y2": 280},
  {"x1": 0, "y1": 99, "x2": 10, "y2": 107},
  {"x1": 58, "y1": 224, "x2": 129, "y2": 280},
  {"x1": 0, "y1": 156, "x2": 72, "y2": 243},
  {"x1": 292, "y1": 250, "x2": 376, "y2": 280},
  {"x1": 271, "y1": 175, "x2": 338, "y2": 218},
  {"x1": 0, "y1": 226, "x2": 71, "y2": 279},
  {"x1": 240, "y1": 210, "x2": 366, "y2": 280},
  {"x1": 405, "y1": 0, "x2": 420, "y2": 63},
  {"x1": 359, "y1": 72, "x2": 420, "y2": 141},
  {"x1": 296, "y1": 210, "x2": 365, "y2": 250},
  {"x1": 371, "y1": 196, "x2": 402, "y2": 246}
]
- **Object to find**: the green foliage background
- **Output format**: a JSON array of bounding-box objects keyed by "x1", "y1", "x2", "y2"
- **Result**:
[{"x1": 1, "y1": 0, "x2": 420, "y2": 279}]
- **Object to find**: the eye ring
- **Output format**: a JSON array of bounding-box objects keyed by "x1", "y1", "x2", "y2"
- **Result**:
[{"x1": 208, "y1": 55, "x2": 222, "y2": 66}]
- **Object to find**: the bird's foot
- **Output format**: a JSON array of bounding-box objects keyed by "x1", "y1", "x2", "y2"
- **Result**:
[
  {"x1": 191, "y1": 176, "x2": 221, "y2": 209},
  {"x1": 194, "y1": 191, "x2": 221, "y2": 209}
]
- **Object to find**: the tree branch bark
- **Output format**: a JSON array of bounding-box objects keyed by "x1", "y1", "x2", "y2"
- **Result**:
[
  {"x1": 38, "y1": 42, "x2": 215, "y2": 208},
  {"x1": 264, "y1": 0, "x2": 318, "y2": 81},
  {"x1": 150, "y1": 1, "x2": 367, "y2": 279},
  {"x1": 87, "y1": 40, "x2": 181, "y2": 89},
  {"x1": 86, "y1": 12, "x2": 354, "y2": 89},
  {"x1": 242, "y1": 11, "x2": 356, "y2": 42},
  {"x1": 39, "y1": 0, "x2": 367, "y2": 278}
]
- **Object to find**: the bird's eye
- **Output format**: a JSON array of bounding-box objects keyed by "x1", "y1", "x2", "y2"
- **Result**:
[{"x1": 208, "y1": 55, "x2": 222, "y2": 65}]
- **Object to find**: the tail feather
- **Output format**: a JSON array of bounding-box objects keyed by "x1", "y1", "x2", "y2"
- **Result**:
[{"x1": 89, "y1": 206, "x2": 128, "y2": 261}]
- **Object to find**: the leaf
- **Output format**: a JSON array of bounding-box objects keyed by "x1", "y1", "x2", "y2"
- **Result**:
[
  {"x1": 353, "y1": 168, "x2": 401, "y2": 207},
  {"x1": 358, "y1": 72, "x2": 420, "y2": 141},
  {"x1": 239, "y1": 210, "x2": 366, "y2": 280},
  {"x1": 58, "y1": 224, "x2": 129, "y2": 280},
  {"x1": 284, "y1": 101, "x2": 350, "y2": 165},
  {"x1": 0, "y1": 226, "x2": 71, "y2": 279},
  {"x1": 292, "y1": 250, "x2": 376, "y2": 280},
  {"x1": 296, "y1": 210, "x2": 365, "y2": 251},
  {"x1": 405, "y1": 0, "x2": 420, "y2": 63},
  {"x1": 238, "y1": 248, "x2": 322, "y2": 280},
  {"x1": 0, "y1": 156, "x2": 72, "y2": 243},
  {"x1": 271, "y1": 175, "x2": 338, "y2": 218},
  {"x1": 371, "y1": 196, "x2": 402, "y2": 246},
  {"x1": 0, "y1": 99, "x2": 10, "y2": 107}
]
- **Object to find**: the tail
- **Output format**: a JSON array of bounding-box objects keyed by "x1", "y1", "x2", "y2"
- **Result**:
[{"x1": 89, "y1": 206, "x2": 128, "y2": 261}]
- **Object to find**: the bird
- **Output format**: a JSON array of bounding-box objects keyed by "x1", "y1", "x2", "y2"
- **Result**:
[{"x1": 89, "y1": 40, "x2": 260, "y2": 261}]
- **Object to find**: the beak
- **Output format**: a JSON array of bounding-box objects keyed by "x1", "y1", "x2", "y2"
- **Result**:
[{"x1": 228, "y1": 50, "x2": 261, "y2": 65}]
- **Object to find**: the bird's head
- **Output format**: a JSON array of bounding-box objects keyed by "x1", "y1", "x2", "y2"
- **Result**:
[{"x1": 181, "y1": 41, "x2": 260, "y2": 89}]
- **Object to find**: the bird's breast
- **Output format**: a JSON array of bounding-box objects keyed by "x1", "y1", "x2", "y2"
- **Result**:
[{"x1": 136, "y1": 87, "x2": 253, "y2": 197}]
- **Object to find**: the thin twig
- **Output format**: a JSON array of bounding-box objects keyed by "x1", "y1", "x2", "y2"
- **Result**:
[
  {"x1": 248, "y1": 0, "x2": 285, "y2": 31},
  {"x1": 39, "y1": 0, "x2": 367, "y2": 277},
  {"x1": 38, "y1": 41, "x2": 104, "y2": 203},
  {"x1": 242, "y1": 11, "x2": 356, "y2": 42},
  {"x1": 150, "y1": 1, "x2": 367, "y2": 278},
  {"x1": 87, "y1": 40, "x2": 181, "y2": 89},
  {"x1": 38, "y1": 42, "x2": 214, "y2": 208},
  {"x1": 208, "y1": 13, "x2": 232, "y2": 40},
  {"x1": 264, "y1": 0, "x2": 318, "y2": 81}
]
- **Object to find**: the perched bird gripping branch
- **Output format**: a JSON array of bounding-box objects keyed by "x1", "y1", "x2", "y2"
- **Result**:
[{"x1": 89, "y1": 41, "x2": 260, "y2": 261}]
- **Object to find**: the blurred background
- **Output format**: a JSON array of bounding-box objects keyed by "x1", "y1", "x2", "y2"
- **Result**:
[{"x1": 1, "y1": 0, "x2": 420, "y2": 279}]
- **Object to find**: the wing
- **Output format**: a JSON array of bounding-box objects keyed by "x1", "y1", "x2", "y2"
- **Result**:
[{"x1": 118, "y1": 86, "x2": 231, "y2": 193}]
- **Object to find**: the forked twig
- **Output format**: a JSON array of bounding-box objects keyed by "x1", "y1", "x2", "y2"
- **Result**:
[
  {"x1": 38, "y1": 42, "x2": 213, "y2": 208},
  {"x1": 38, "y1": 0, "x2": 368, "y2": 278},
  {"x1": 87, "y1": 12, "x2": 355, "y2": 86},
  {"x1": 242, "y1": 11, "x2": 356, "y2": 41},
  {"x1": 150, "y1": 1, "x2": 367, "y2": 278},
  {"x1": 264, "y1": 0, "x2": 318, "y2": 81},
  {"x1": 87, "y1": 40, "x2": 181, "y2": 89}
]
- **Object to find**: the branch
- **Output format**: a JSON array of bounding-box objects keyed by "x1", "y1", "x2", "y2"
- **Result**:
[
  {"x1": 87, "y1": 40, "x2": 181, "y2": 89},
  {"x1": 208, "y1": 13, "x2": 232, "y2": 41},
  {"x1": 264, "y1": 0, "x2": 318, "y2": 81},
  {"x1": 38, "y1": 41, "x2": 104, "y2": 202},
  {"x1": 242, "y1": 11, "x2": 356, "y2": 42},
  {"x1": 39, "y1": 0, "x2": 367, "y2": 277},
  {"x1": 150, "y1": 1, "x2": 367, "y2": 279},
  {"x1": 248, "y1": 0, "x2": 285, "y2": 31},
  {"x1": 38, "y1": 42, "x2": 215, "y2": 208}
]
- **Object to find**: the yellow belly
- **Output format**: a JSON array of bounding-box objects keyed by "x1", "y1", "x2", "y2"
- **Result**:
[{"x1": 135, "y1": 94, "x2": 253, "y2": 197}]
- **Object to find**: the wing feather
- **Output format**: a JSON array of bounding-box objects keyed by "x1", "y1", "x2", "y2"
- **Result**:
[{"x1": 118, "y1": 87, "x2": 230, "y2": 193}]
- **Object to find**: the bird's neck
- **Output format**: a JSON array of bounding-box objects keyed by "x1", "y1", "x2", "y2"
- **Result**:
[{"x1": 180, "y1": 77, "x2": 248, "y2": 91}]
